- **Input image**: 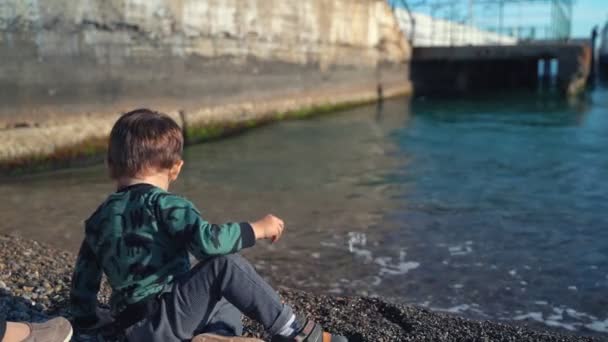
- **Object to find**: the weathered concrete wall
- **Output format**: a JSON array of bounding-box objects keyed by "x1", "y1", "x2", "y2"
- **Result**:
[{"x1": 0, "y1": 0, "x2": 412, "y2": 168}]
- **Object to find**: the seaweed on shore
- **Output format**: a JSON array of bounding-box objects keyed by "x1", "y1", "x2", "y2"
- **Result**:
[{"x1": 0, "y1": 136, "x2": 108, "y2": 176}]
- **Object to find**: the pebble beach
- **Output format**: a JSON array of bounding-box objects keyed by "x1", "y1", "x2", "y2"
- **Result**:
[{"x1": 0, "y1": 235, "x2": 600, "y2": 341}]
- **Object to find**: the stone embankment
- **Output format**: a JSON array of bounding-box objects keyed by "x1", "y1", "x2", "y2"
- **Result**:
[
  {"x1": 0, "y1": 235, "x2": 599, "y2": 342},
  {"x1": 0, "y1": 0, "x2": 412, "y2": 172},
  {"x1": 1, "y1": 83, "x2": 410, "y2": 173}
]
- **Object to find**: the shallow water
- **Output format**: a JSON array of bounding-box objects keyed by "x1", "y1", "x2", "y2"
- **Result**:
[{"x1": 1, "y1": 87, "x2": 608, "y2": 336}]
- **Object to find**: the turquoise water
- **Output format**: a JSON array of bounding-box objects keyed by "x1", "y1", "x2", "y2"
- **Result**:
[{"x1": 1, "y1": 86, "x2": 607, "y2": 335}]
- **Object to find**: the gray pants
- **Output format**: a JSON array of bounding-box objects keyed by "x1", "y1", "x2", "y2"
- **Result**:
[{"x1": 125, "y1": 254, "x2": 294, "y2": 341}]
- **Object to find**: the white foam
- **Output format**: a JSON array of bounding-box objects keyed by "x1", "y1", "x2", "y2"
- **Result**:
[
  {"x1": 347, "y1": 233, "x2": 421, "y2": 279},
  {"x1": 451, "y1": 284, "x2": 464, "y2": 289},
  {"x1": 375, "y1": 256, "x2": 391, "y2": 265},
  {"x1": 515, "y1": 311, "x2": 579, "y2": 331},
  {"x1": 565, "y1": 308, "x2": 597, "y2": 321},
  {"x1": 585, "y1": 319, "x2": 608, "y2": 333},
  {"x1": 350, "y1": 248, "x2": 373, "y2": 262},
  {"x1": 440, "y1": 304, "x2": 471, "y2": 314},
  {"x1": 508, "y1": 269, "x2": 517, "y2": 277},
  {"x1": 514, "y1": 312, "x2": 544, "y2": 322},
  {"x1": 512, "y1": 305, "x2": 608, "y2": 334},
  {"x1": 430, "y1": 302, "x2": 490, "y2": 317},
  {"x1": 347, "y1": 232, "x2": 367, "y2": 252},
  {"x1": 567, "y1": 286, "x2": 577, "y2": 291},
  {"x1": 311, "y1": 252, "x2": 320, "y2": 259},
  {"x1": 448, "y1": 243, "x2": 473, "y2": 256},
  {"x1": 375, "y1": 257, "x2": 420, "y2": 275},
  {"x1": 544, "y1": 320, "x2": 577, "y2": 331},
  {"x1": 432, "y1": 303, "x2": 488, "y2": 317},
  {"x1": 534, "y1": 300, "x2": 548, "y2": 305},
  {"x1": 547, "y1": 308, "x2": 563, "y2": 321},
  {"x1": 347, "y1": 232, "x2": 374, "y2": 262}
]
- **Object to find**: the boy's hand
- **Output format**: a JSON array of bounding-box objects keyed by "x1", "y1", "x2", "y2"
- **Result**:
[{"x1": 251, "y1": 214, "x2": 285, "y2": 243}]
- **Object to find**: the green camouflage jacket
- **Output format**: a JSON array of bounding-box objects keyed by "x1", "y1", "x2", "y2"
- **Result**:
[{"x1": 69, "y1": 183, "x2": 255, "y2": 326}]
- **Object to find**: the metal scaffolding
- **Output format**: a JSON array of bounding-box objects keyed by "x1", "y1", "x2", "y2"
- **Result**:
[{"x1": 389, "y1": 0, "x2": 574, "y2": 46}]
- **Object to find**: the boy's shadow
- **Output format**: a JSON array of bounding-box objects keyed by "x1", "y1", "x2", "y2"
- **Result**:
[
  {"x1": 0, "y1": 289, "x2": 97, "y2": 341},
  {"x1": 0, "y1": 289, "x2": 53, "y2": 323}
]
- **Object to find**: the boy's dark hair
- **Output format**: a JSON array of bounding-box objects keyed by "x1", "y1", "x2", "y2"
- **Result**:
[{"x1": 107, "y1": 108, "x2": 183, "y2": 179}]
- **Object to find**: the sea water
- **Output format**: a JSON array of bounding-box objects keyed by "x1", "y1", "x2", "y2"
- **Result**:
[{"x1": 1, "y1": 86, "x2": 607, "y2": 336}]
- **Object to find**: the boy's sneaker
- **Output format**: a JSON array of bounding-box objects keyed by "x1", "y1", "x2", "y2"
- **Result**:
[
  {"x1": 23, "y1": 317, "x2": 73, "y2": 342},
  {"x1": 192, "y1": 334, "x2": 264, "y2": 342},
  {"x1": 271, "y1": 319, "x2": 348, "y2": 342}
]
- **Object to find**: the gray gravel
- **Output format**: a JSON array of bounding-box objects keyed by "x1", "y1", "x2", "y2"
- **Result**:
[{"x1": 0, "y1": 235, "x2": 600, "y2": 341}]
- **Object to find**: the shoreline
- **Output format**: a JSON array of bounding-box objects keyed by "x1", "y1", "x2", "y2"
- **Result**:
[
  {"x1": 0, "y1": 234, "x2": 600, "y2": 341},
  {"x1": 0, "y1": 82, "x2": 411, "y2": 176}
]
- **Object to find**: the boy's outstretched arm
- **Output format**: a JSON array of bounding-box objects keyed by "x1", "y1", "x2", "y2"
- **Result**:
[
  {"x1": 69, "y1": 240, "x2": 103, "y2": 329},
  {"x1": 156, "y1": 194, "x2": 284, "y2": 259}
]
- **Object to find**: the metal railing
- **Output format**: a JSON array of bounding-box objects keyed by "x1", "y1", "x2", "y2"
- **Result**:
[
  {"x1": 388, "y1": 0, "x2": 574, "y2": 47},
  {"x1": 389, "y1": 0, "x2": 417, "y2": 45}
]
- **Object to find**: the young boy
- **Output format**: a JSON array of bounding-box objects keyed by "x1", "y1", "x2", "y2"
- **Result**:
[{"x1": 69, "y1": 109, "x2": 347, "y2": 342}]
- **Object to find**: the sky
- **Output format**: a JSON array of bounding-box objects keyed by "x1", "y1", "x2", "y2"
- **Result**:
[{"x1": 571, "y1": 0, "x2": 607, "y2": 37}]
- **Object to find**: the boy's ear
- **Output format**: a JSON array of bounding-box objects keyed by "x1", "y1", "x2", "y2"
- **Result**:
[{"x1": 169, "y1": 160, "x2": 184, "y2": 182}]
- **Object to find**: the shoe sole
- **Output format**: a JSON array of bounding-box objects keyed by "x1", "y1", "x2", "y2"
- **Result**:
[
  {"x1": 63, "y1": 328, "x2": 73, "y2": 342},
  {"x1": 191, "y1": 334, "x2": 264, "y2": 342}
]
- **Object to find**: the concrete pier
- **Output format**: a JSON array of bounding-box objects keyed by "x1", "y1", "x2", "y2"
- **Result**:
[{"x1": 411, "y1": 43, "x2": 591, "y2": 96}]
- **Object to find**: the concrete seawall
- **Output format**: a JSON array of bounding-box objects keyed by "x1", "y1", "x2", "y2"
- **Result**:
[{"x1": 0, "y1": 0, "x2": 412, "y2": 171}]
